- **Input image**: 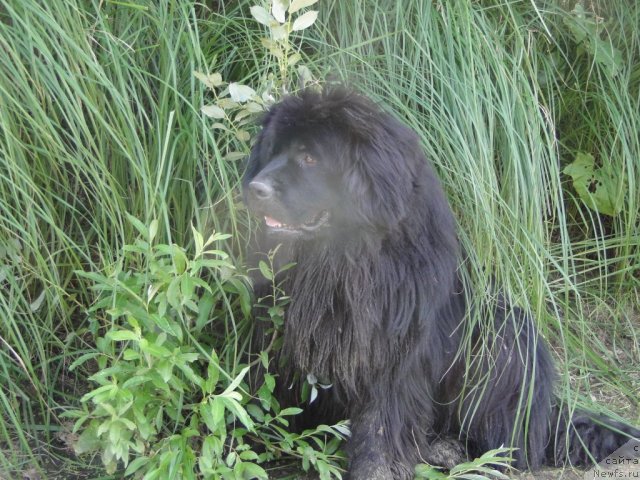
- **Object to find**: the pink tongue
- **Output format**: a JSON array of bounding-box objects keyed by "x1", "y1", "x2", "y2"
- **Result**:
[{"x1": 264, "y1": 216, "x2": 282, "y2": 227}]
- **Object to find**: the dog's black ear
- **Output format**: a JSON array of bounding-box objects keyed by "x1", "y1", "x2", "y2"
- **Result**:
[{"x1": 337, "y1": 95, "x2": 422, "y2": 231}]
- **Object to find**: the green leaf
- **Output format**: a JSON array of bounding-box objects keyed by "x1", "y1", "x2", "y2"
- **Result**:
[
  {"x1": 106, "y1": 329, "x2": 139, "y2": 342},
  {"x1": 564, "y1": 5, "x2": 623, "y2": 76},
  {"x1": 235, "y1": 129, "x2": 251, "y2": 142},
  {"x1": 124, "y1": 456, "x2": 149, "y2": 476},
  {"x1": 80, "y1": 384, "x2": 116, "y2": 403},
  {"x1": 205, "y1": 350, "x2": 220, "y2": 393},
  {"x1": 171, "y1": 247, "x2": 188, "y2": 274},
  {"x1": 224, "y1": 151, "x2": 247, "y2": 162},
  {"x1": 122, "y1": 349, "x2": 140, "y2": 361},
  {"x1": 176, "y1": 362, "x2": 203, "y2": 387},
  {"x1": 201, "y1": 398, "x2": 225, "y2": 433},
  {"x1": 246, "y1": 403, "x2": 265, "y2": 422},
  {"x1": 73, "y1": 423, "x2": 101, "y2": 455},
  {"x1": 250, "y1": 5, "x2": 273, "y2": 26},
  {"x1": 258, "y1": 260, "x2": 273, "y2": 280},
  {"x1": 153, "y1": 315, "x2": 182, "y2": 340},
  {"x1": 239, "y1": 462, "x2": 268, "y2": 479},
  {"x1": 126, "y1": 213, "x2": 148, "y2": 238},
  {"x1": 222, "y1": 366, "x2": 250, "y2": 397},
  {"x1": 181, "y1": 274, "x2": 195, "y2": 301},
  {"x1": 201, "y1": 104, "x2": 226, "y2": 119},
  {"x1": 29, "y1": 290, "x2": 46, "y2": 312},
  {"x1": 148, "y1": 219, "x2": 158, "y2": 242},
  {"x1": 271, "y1": 24, "x2": 288, "y2": 41},
  {"x1": 195, "y1": 291, "x2": 215, "y2": 332},
  {"x1": 298, "y1": 65, "x2": 313, "y2": 86},
  {"x1": 69, "y1": 352, "x2": 100, "y2": 371},
  {"x1": 221, "y1": 397, "x2": 254, "y2": 430},
  {"x1": 563, "y1": 152, "x2": 625, "y2": 216},
  {"x1": 292, "y1": 10, "x2": 318, "y2": 31},
  {"x1": 193, "y1": 71, "x2": 223, "y2": 88},
  {"x1": 279, "y1": 407, "x2": 303, "y2": 416},
  {"x1": 167, "y1": 276, "x2": 181, "y2": 309},
  {"x1": 229, "y1": 83, "x2": 256, "y2": 103},
  {"x1": 414, "y1": 463, "x2": 447, "y2": 479},
  {"x1": 264, "y1": 373, "x2": 276, "y2": 392},
  {"x1": 192, "y1": 224, "x2": 204, "y2": 257},
  {"x1": 289, "y1": 0, "x2": 319, "y2": 14},
  {"x1": 139, "y1": 338, "x2": 171, "y2": 358},
  {"x1": 272, "y1": 0, "x2": 287, "y2": 23},
  {"x1": 287, "y1": 53, "x2": 301, "y2": 67}
]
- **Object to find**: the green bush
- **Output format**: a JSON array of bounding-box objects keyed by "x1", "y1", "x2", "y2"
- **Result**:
[{"x1": 67, "y1": 217, "x2": 347, "y2": 478}]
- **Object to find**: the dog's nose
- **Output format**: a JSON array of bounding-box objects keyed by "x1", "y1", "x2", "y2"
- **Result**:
[{"x1": 249, "y1": 180, "x2": 274, "y2": 200}]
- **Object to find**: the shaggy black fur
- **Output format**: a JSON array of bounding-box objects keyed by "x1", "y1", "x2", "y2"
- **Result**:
[{"x1": 243, "y1": 87, "x2": 639, "y2": 479}]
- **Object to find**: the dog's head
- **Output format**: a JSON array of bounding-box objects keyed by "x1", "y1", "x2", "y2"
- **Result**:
[{"x1": 243, "y1": 87, "x2": 423, "y2": 239}]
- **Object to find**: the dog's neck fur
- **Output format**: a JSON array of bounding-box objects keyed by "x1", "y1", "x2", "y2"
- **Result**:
[{"x1": 279, "y1": 198, "x2": 461, "y2": 405}]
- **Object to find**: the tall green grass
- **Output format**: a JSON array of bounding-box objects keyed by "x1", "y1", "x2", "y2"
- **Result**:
[
  {"x1": 0, "y1": 0, "x2": 262, "y2": 473},
  {"x1": 0, "y1": 0, "x2": 638, "y2": 476}
]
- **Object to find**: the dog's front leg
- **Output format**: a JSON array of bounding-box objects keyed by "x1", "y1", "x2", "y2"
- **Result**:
[{"x1": 346, "y1": 410, "x2": 413, "y2": 480}]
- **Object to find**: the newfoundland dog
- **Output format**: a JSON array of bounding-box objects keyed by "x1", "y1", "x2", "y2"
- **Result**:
[{"x1": 243, "y1": 87, "x2": 639, "y2": 479}]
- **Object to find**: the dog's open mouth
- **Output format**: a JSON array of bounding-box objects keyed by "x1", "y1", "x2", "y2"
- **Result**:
[{"x1": 264, "y1": 210, "x2": 330, "y2": 233}]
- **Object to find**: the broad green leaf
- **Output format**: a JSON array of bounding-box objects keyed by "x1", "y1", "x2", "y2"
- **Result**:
[
  {"x1": 30, "y1": 290, "x2": 46, "y2": 312},
  {"x1": 217, "y1": 98, "x2": 238, "y2": 109},
  {"x1": 153, "y1": 314, "x2": 182, "y2": 339},
  {"x1": 224, "y1": 151, "x2": 247, "y2": 162},
  {"x1": 166, "y1": 276, "x2": 181, "y2": 309},
  {"x1": 124, "y1": 456, "x2": 149, "y2": 476},
  {"x1": 239, "y1": 462, "x2": 268, "y2": 479},
  {"x1": 123, "y1": 349, "x2": 140, "y2": 360},
  {"x1": 272, "y1": 0, "x2": 287, "y2": 23},
  {"x1": 106, "y1": 329, "x2": 139, "y2": 342},
  {"x1": 292, "y1": 10, "x2": 318, "y2": 31},
  {"x1": 222, "y1": 366, "x2": 250, "y2": 397},
  {"x1": 192, "y1": 224, "x2": 204, "y2": 256},
  {"x1": 69, "y1": 352, "x2": 100, "y2": 371},
  {"x1": 196, "y1": 291, "x2": 215, "y2": 332},
  {"x1": 80, "y1": 384, "x2": 116, "y2": 403},
  {"x1": 563, "y1": 152, "x2": 625, "y2": 216},
  {"x1": 289, "y1": 0, "x2": 318, "y2": 14},
  {"x1": 201, "y1": 104, "x2": 226, "y2": 119},
  {"x1": 279, "y1": 407, "x2": 303, "y2": 416},
  {"x1": 229, "y1": 83, "x2": 256, "y2": 103},
  {"x1": 181, "y1": 274, "x2": 195, "y2": 300},
  {"x1": 148, "y1": 219, "x2": 158, "y2": 242},
  {"x1": 176, "y1": 362, "x2": 203, "y2": 387},
  {"x1": 193, "y1": 71, "x2": 223, "y2": 88},
  {"x1": 564, "y1": 5, "x2": 622, "y2": 76},
  {"x1": 414, "y1": 463, "x2": 447, "y2": 479},
  {"x1": 245, "y1": 101, "x2": 264, "y2": 113},
  {"x1": 258, "y1": 260, "x2": 273, "y2": 280},
  {"x1": 298, "y1": 65, "x2": 313, "y2": 86},
  {"x1": 139, "y1": 338, "x2": 171, "y2": 358},
  {"x1": 73, "y1": 424, "x2": 101, "y2": 455},
  {"x1": 271, "y1": 24, "x2": 288, "y2": 41},
  {"x1": 126, "y1": 213, "x2": 148, "y2": 238},
  {"x1": 221, "y1": 397, "x2": 254, "y2": 430},
  {"x1": 210, "y1": 232, "x2": 232, "y2": 242},
  {"x1": 250, "y1": 5, "x2": 273, "y2": 26},
  {"x1": 235, "y1": 130, "x2": 251, "y2": 142},
  {"x1": 287, "y1": 53, "x2": 301, "y2": 67},
  {"x1": 264, "y1": 373, "x2": 276, "y2": 392}
]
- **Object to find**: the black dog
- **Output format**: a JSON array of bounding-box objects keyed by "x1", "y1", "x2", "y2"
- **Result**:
[{"x1": 243, "y1": 87, "x2": 639, "y2": 479}]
